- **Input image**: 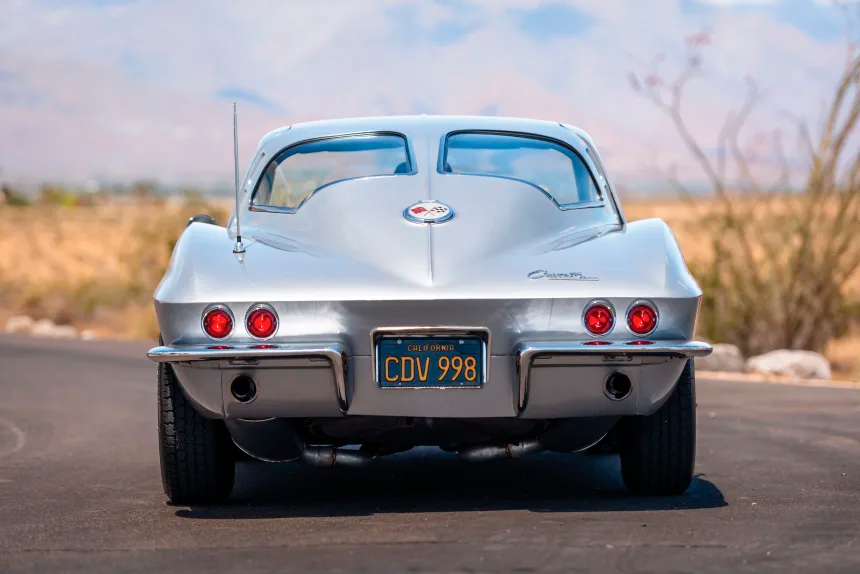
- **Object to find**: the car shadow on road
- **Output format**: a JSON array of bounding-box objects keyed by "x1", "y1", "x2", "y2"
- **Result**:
[{"x1": 175, "y1": 448, "x2": 726, "y2": 519}]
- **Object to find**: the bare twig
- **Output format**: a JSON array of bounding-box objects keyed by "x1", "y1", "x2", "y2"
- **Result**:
[{"x1": 629, "y1": 29, "x2": 860, "y2": 355}]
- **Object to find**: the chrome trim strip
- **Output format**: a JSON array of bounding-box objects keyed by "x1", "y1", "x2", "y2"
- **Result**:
[
  {"x1": 370, "y1": 326, "x2": 491, "y2": 389},
  {"x1": 249, "y1": 131, "x2": 416, "y2": 214},
  {"x1": 559, "y1": 123, "x2": 626, "y2": 225},
  {"x1": 514, "y1": 340, "x2": 713, "y2": 412},
  {"x1": 147, "y1": 343, "x2": 349, "y2": 412},
  {"x1": 437, "y1": 129, "x2": 606, "y2": 212}
]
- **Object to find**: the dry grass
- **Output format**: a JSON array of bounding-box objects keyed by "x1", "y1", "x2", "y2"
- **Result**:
[
  {"x1": 624, "y1": 197, "x2": 860, "y2": 298},
  {"x1": 0, "y1": 197, "x2": 228, "y2": 338},
  {"x1": 0, "y1": 197, "x2": 856, "y2": 379}
]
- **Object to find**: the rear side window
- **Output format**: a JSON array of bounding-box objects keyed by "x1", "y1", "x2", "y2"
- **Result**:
[
  {"x1": 253, "y1": 133, "x2": 412, "y2": 210},
  {"x1": 442, "y1": 132, "x2": 600, "y2": 206}
]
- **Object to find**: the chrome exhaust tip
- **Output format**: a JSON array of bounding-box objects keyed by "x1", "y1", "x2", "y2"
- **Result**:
[
  {"x1": 604, "y1": 372, "x2": 632, "y2": 401},
  {"x1": 230, "y1": 375, "x2": 257, "y2": 403}
]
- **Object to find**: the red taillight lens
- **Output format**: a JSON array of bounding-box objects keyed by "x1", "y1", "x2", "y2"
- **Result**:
[
  {"x1": 627, "y1": 303, "x2": 658, "y2": 335},
  {"x1": 246, "y1": 306, "x2": 277, "y2": 339},
  {"x1": 202, "y1": 307, "x2": 233, "y2": 339},
  {"x1": 583, "y1": 340, "x2": 612, "y2": 346},
  {"x1": 584, "y1": 303, "x2": 614, "y2": 335}
]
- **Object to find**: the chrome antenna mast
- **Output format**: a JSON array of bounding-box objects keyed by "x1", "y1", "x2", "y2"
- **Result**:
[{"x1": 232, "y1": 102, "x2": 245, "y2": 254}]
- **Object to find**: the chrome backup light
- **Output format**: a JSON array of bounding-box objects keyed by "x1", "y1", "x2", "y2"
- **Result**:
[{"x1": 201, "y1": 305, "x2": 234, "y2": 340}]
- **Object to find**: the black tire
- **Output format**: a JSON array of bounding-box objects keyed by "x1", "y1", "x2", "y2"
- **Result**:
[
  {"x1": 158, "y1": 360, "x2": 235, "y2": 504},
  {"x1": 619, "y1": 359, "x2": 696, "y2": 496}
]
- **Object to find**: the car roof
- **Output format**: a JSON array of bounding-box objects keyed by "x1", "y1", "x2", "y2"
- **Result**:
[
  {"x1": 256, "y1": 115, "x2": 594, "y2": 151},
  {"x1": 230, "y1": 114, "x2": 626, "y2": 230}
]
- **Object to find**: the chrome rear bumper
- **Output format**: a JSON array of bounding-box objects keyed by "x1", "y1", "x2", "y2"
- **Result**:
[
  {"x1": 148, "y1": 343, "x2": 349, "y2": 412},
  {"x1": 147, "y1": 340, "x2": 711, "y2": 420},
  {"x1": 515, "y1": 340, "x2": 712, "y2": 413}
]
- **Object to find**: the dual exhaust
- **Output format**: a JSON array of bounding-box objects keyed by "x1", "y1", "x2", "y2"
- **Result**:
[
  {"x1": 230, "y1": 371, "x2": 633, "y2": 406},
  {"x1": 226, "y1": 370, "x2": 632, "y2": 464},
  {"x1": 225, "y1": 417, "x2": 381, "y2": 467}
]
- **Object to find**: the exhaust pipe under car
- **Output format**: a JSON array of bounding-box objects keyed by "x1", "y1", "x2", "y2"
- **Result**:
[
  {"x1": 301, "y1": 446, "x2": 377, "y2": 468},
  {"x1": 456, "y1": 440, "x2": 544, "y2": 462},
  {"x1": 604, "y1": 372, "x2": 632, "y2": 401},
  {"x1": 230, "y1": 375, "x2": 257, "y2": 403}
]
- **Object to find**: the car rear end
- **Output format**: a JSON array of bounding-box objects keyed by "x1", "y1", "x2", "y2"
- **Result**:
[{"x1": 150, "y1": 115, "x2": 711, "y2": 504}]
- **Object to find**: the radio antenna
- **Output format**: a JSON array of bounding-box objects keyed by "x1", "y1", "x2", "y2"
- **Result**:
[{"x1": 232, "y1": 102, "x2": 245, "y2": 254}]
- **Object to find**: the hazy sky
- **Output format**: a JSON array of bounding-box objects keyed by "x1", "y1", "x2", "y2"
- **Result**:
[{"x1": 0, "y1": 0, "x2": 852, "y2": 189}]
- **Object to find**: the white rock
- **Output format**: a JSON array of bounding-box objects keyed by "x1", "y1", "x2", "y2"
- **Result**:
[
  {"x1": 747, "y1": 349, "x2": 831, "y2": 380},
  {"x1": 31, "y1": 319, "x2": 56, "y2": 337},
  {"x1": 31, "y1": 319, "x2": 79, "y2": 339},
  {"x1": 51, "y1": 325, "x2": 79, "y2": 339},
  {"x1": 4, "y1": 315, "x2": 35, "y2": 334},
  {"x1": 80, "y1": 330, "x2": 97, "y2": 341},
  {"x1": 697, "y1": 344, "x2": 745, "y2": 373}
]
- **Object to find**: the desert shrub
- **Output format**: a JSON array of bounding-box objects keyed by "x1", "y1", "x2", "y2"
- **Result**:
[
  {"x1": 38, "y1": 184, "x2": 82, "y2": 206},
  {"x1": 1, "y1": 185, "x2": 30, "y2": 206},
  {"x1": 630, "y1": 31, "x2": 859, "y2": 356},
  {"x1": 130, "y1": 180, "x2": 159, "y2": 200}
]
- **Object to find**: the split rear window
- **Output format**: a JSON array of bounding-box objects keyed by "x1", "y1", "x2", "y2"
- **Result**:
[
  {"x1": 442, "y1": 132, "x2": 601, "y2": 206},
  {"x1": 253, "y1": 134, "x2": 411, "y2": 210}
]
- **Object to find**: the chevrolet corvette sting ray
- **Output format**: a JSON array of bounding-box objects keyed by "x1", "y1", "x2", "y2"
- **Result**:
[{"x1": 148, "y1": 113, "x2": 712, "y2": 504}]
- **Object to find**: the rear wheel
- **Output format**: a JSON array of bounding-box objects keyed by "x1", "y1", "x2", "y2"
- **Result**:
[
  {"x1": 158, "y1": 360, "x2": 235, "y2": 504},
  {"x1": 619, "y1": 359, "x2": 696, "y2": 496}
]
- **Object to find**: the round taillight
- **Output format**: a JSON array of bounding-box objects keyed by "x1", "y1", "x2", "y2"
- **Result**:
[
  {"x1": 583, "y1": 302, "x2": 614, "y2": 336},
  {"x1": 246, "y1": 305, "x2": 277, "y2": 339},
  {"x1": 202, "y1": 306, "x2": 233, "y2": 340},
  {"x1": 627, "y1": 303, "x2": 658, "y2": 336}
]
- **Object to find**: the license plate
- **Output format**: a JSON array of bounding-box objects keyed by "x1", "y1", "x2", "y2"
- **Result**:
[{"x1": 376, "y1": 336, "x2": 485, "y2": 388}]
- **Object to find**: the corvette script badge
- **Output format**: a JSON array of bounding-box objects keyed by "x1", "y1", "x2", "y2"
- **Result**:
[
  {"x1": 403, "y1": 201, "x2": 454, "y2": 224},
  {"x1": 528, "y1": 270, "x2": 599, "y2": 281}
]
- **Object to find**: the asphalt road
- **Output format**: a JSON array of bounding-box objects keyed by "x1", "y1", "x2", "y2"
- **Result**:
[{"x1": 0, "y1": 335, "x2": 858, "y2": 573}]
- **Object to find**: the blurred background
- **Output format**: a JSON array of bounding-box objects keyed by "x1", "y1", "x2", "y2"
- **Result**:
[{"x1": 0, "y1": 0, "x2": 857, "y2": 378}]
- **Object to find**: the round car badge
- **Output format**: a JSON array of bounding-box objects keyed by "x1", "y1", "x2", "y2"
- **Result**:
[{"x1": 403, "y1": 201, "x2": 455, "y2": 224}]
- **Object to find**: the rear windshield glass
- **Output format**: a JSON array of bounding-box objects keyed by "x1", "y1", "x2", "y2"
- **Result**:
[
  {"x1": 253, "y1": 134, "x2": 411, "y2": 210},
  {"x1": 442, "y1": 132, "x2": 600, "y2": 206}
]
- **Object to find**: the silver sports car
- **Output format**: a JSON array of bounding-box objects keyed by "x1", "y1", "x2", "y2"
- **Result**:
[{"x1": 148, "y1": 115, "x2": 712, "y2": 504}]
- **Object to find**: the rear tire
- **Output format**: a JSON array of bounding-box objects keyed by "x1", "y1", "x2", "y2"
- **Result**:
[
  {"x1": 158, "y1": 360, "x2": 235, "y2": 504},
  {"x1": 619, "y1": 359, "x2": 696, "y2": 496}
]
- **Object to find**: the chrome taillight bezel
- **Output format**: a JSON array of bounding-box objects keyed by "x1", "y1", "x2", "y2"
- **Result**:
[
  {"x1": 201, "y1": 304, "x2": 235, "y2": 341},
  {"x1": 244, "y1": 303, "x2": 279, "y2": 341},
  {"x1": 582, "y1": 299, "x2": 616, "y2": 337},
  {"x1": 625, "y1": 300, "x2": 659, "y2": 337}
]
